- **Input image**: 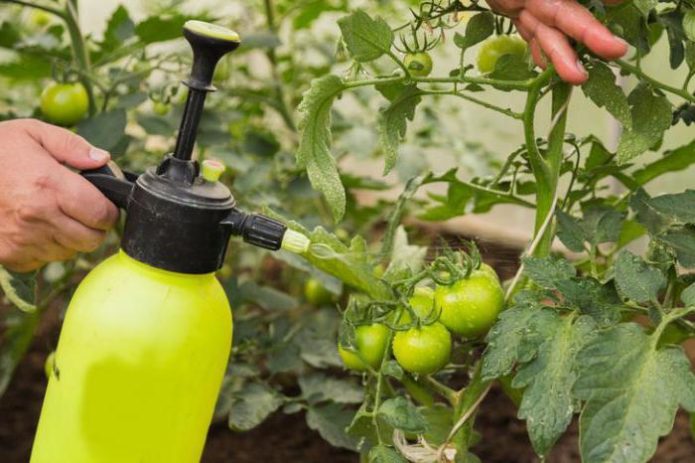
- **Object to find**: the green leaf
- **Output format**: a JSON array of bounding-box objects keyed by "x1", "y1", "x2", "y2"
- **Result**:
[
  {"x1": 633, "y1": 140, "x2": 695, "y2": 185},
  {"x1": 582, "y1": 61, "x2": 632, "y2": 129},
  {"x1": 76, "y1": 109, "x2": 127, "y2": 152},
  {"x1": 659, "y1": 227, "x2": 695, "y2": 268},
  {"x1": 648, "y1": 190, "x2": 695, "y2": 224},
  {"x1": 378, "y1": 396, "x2": 428, "y2": 434},
  {"x1": 134, "y1": 14, "x2": 189, "y2": 44},
  {"x1": 0, "y1": 310, "x2": 39, "y2": 398},
  {"x1": 482, "y1": 304, "x2": 560, "y2": 379},
  {"x1": 306, "y1": 403, "x2": 357, "y2": 450},
  {"x1": 337, "y1": 10, "x2": 393, "y2": 62},
  {"x1": 377, "y1": 84, "x2": 422, "y2": 174},
  {"x1": 556, "y1": 211, "x2": 587, "y2": 252},
  {"x1": 454, "y1": 12, "x2": 494, "y2": 50},
  {"x1": 513, "y1": 315, "x2": 597, "y2": 455},
  {"x1": 101, "y1": 5, "x2": 135, "y2": 52},
  {"x1": 574, "y1": 323, "x2": 695, "y2": 463},
  {"x1": 614, "y1": 251, "x2": 666, "y2": 303},
  {"x1": 369, "y1": 445, "x2": 407, "y2": 463},
  {"x1": 617, "y1": 85, "x2": 672, "y2": 164},
  {"x1": 383, "y1": 226, "x2": 427, "y2": 282},
  {"x1": 0, "y1": 267, "x2": 37, "y2": 312},
  {"x1": 228, "y1": 382, "x2": 284, "y2": 431},
  {"x1": 296, "y1": 75, "x2": 347, "y2": 221},
  {"x1": 581, "y1": 204, "x2": 626, "y2": 245},
  {"x1": 522, "y1": 256, "x2": 576, "y2": 289},
  {"x1": 633, "y1": 0, "x2": 658, "y2": 17},
  {"x1": 489, "y1": 54, "x2": 537, "y2": 82},
  {"x1": 238, "y1": 281, "x2": 298, "y2": 311},
  {"x1": 681, "y1": 283, "x2": 695, "y2": 306},
  {"x1": 630, "y1": 189, "x2": 671, "y2": 235},
  {"x1": 299, "y1": 373, "x2": 364, "y2": 404},
  {"x1": 554, "y1": 278, "x2": 622, "y2": 326}
]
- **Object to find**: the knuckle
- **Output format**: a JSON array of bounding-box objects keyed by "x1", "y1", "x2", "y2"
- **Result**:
[{"x1": 16, "y1": 203, "x2": 45, "y2": 222}]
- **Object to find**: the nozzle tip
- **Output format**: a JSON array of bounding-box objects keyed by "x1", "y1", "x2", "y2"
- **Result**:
[{"x1": 281, "y1": 229, "x2": 310, "y2": 254}]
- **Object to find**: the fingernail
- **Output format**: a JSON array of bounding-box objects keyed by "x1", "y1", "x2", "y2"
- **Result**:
[
  {"x1": 576, "y1": 60, "x2": 588, "y2": 77},
  {"x1": 88, "y1": 147, "x2": 110, "y2": 162}
]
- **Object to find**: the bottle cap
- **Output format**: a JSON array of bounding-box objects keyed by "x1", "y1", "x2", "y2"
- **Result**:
[{"x1": 201, "y1": 159, "x2": 225, "y2": 182}]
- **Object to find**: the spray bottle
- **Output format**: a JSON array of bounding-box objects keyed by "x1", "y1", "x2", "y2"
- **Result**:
[{"x1": 30, "y1": 21, "x2": 308, "y2": 463}]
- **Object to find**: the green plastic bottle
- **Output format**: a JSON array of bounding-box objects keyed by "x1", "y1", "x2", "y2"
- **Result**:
[{"x1": 30, "y1": 21, "x2": 309, "y2": 462}]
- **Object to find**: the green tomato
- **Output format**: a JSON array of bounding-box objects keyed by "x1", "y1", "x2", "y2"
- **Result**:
[
  {"x1": 476, "y1": 35, "x2": 527, "y2": 74},
  {"x1": 393, "y1": 286, "x2": 437, "y2": 328},
  {"x1": 404, "y1": 52, "x2": 433, "y2": 77},
  {"x1": 392, "y1": 322, "x2": 451, "y2": 375},
  {"x1": 434, "y1": 269, "x2": 504, "y2": 338},
  {"x1": 339, "y1": 323, "x2": 390, "y2": 371},
  {"x1": 304, "y1": 278, "x2": 336, "y2": 306},
  {"x1": 153, "y1": 101, "x2": 170, "y2": 116},
  {"x1": 40, "y1": 82, "x2": 89, "y2": 126},
  {"x1": 684, "y1": 11, "x2": 695, "y2": 42}
]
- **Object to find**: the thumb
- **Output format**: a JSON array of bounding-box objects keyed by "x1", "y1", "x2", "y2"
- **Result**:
[{"x1": 21, "y1": 119, "x2": 110, "y2": 170}]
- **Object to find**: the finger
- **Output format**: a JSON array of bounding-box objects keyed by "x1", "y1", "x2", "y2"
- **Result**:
[
  {"x1": 18, "y1": 119, "x2": 111, "y2": 170},
  {"x1": 529, "y1": 38, "x2": 547, "y2": 69},
  {"x1": 36, "y1": 239, "x2": 75, "y2": 262},
  {"x1": 514, "y1": 19, "x2": 547, "y2": 69},
  {"x1": 51, "y1": 215, "x2": 107, "y2": 253},
  {"x1": 53, "y1": 169, "x2": 119, "y2": 231},
  {"x1": 518, "y1": 11, "x2": 587, "y2": 84},
  {"x1": 525, "y1": 0, "x2": 628, "y2": 59},
  {"x1": 4, "y1": 259, "x2": 44, "y2": 273}
]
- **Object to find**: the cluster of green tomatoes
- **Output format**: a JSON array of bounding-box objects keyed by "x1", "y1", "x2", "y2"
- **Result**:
[{"x1": 338, "y1": 262, "x2": 504, "y2": 376}]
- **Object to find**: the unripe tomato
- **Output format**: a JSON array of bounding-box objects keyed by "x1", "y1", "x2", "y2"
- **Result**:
[
  {"x1": 434, "y1": 267, "x2": 504, "y2": 338},
  {"x1": 339, "y1": 323, "x2": 390, "y2": 371},
  {"x1": 476, "y1": 36, "x2": 527, "y2": 74},
  {"x1": 404, "y1": 52, "x2": 433, "y2": 77},
  {"x1": 684, "y1": 11, "x2": 695, "y2": 42},
  {"x1": 392, "y1": 322, "x2": 451, "y2": 375},
  {"x1": 153, "y1": 101, "x2": 170, "y2": 116},
  {"x1": 40, "y1": 82, "x2": 89, "y2": 126},
  {"x1": 393, "y1": 286, "x2": 437, "y2": 328},
  {"x1": 304, "y1": 278, "x2": 336, "y2": 306}
]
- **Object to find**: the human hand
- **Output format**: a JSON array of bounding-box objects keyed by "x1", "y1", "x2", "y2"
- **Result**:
[
  {"x1": 486, "y1": 0, "x2": 628, "y2": 84},
  {"x1": 0, "y1": 119, "x2": 119, "y2": 272}
]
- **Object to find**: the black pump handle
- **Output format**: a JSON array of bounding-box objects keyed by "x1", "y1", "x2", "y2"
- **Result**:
[{"x1": 80, "y1": 161, "x2": 136, "y2": 210}]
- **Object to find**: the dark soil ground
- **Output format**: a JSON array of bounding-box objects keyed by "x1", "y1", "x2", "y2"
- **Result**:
[{"x1": 2, "y1": 237, "x2": 695, "y2": 462}]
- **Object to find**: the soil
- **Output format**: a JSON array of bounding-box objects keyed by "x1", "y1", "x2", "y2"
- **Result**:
[{"x1": 1, "y1": 237, "x2": 695, "y2": 462}]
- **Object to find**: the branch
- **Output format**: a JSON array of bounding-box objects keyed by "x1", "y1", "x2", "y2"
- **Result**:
[{"x1": 616, "y1": 60, "x2": 695, "y2": 104}]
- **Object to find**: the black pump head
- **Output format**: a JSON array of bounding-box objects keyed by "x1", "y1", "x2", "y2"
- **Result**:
[{"x1": 81, "y1": 21, "x2": 309, "y2": 274}]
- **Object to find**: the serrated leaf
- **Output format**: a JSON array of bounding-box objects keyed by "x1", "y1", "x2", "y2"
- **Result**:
[
  {"x1": 659, "y1": 227, "x2": 695, "y2": 268},
  {"x1": 614, "y1": 251, "x2": 666, "y2": 303},
  {"x1": 228, "y1": 382, "x2": 284, "y2": 431},
  {"x1": 581, "y1": 205, "x2": 626, "y2": 245},
  {"x1": 454, "y1": 12, "x2": 494, "y2": 49},
  {"x1": 77, "y1": 109, "x2": 127, "y2": 152},
  {"x1": 489, "y1": 53, "x2": 537, "y2": 82},
  {"x1": 337, "y1": 10, "x2": 393, "y2": 62},
  {"x1": 378, "y1": 396, "x2": 428, "y2": 433},
  {"x1": 574, "y1": 323, "x2": 695, "y2": 463},
  {"x1": 296, "y1": 75, "x2": 347, "y2": 221},
  {"x1": 378, "y1": 84, "x2": 422, "y2": 174},
  {"x1": 556, "y1": 211, "x2": 587, "y2": 252},
  {"x1": 306, "y1": 403, "x2": 357, "y2": 450},
  {"x1": 634, "y1": 0, "x2": 658, "y2": 16},
  {"x1": 482, "y1": 304, "x2": 560, "y2": 380},
  {"x1": 134, "y1": 14, "x2": 189, "y2": 44},
  {"x1": 369, "y1": 445, "x2": 407, "y2": 463},
  {"x1": 630, "y1": 189, "x2": 672, "y2": 235},
  {"x1": 648, "y1": 190, "x2": 695, "y2": 224},
  {"x1": 582, "y1": 61, "x2": 632, "y2": 129},
  {"x1": 513, "y1": 315, "x2": 596, "y2": 455},
  {"x1": 617, "y1": 86, "x2": 672, "y2": 164},
  {"x1": 299, "y1": 373, "x2": 364, "y2": 404},
  {"x1": 383, "y1": 226, "x2": 427, "y2": 282},
  {"x1": 101, "y1": 5, "x2": 135, "y2": 52},
  {"x1": 633, "y1": 140, "x2": 695, "y2": 185},
  {"x1": 554, "y1": 278, "x2": 622, "y2": 326},
  {"x1": 0, "y1": 267, "x2": 37, "y2": 312},
  {"x1": 522, "y1": 257, "x2": 576, "y2": 289},
  {"x1": 682, "y1": 283, "x2": 695, "y2": 306}
]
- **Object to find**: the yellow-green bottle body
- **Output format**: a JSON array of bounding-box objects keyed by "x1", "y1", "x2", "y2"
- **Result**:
[{"x1": 31, "y1": 250, "x2": 232, "y2": 463}]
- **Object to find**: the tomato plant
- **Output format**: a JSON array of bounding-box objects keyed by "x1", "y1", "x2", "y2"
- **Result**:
[
  {"x1": 2, "y1": 0, "x2": 695, "y2": 462},
  {"x1": 39, "y1": 82, "x2": 88, "y2": 126}
]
